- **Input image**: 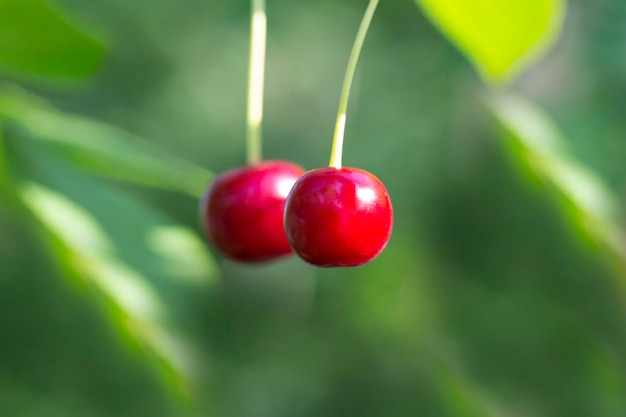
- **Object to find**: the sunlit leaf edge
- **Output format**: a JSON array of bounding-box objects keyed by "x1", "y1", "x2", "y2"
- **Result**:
[
  {"x1": 15, "y1": 179, "x2": 205, "y2": 399},
  {"x1": 415, "y1": 0, "x2": 567, "y2": 84},
  {"x1": 486, "y1": 92, "x2": 626, "y2": 269}
]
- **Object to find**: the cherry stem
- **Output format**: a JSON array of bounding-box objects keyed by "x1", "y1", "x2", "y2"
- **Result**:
[
  {"x1": 329, "y1": 0, "x2": 379, "y2": 169},
  {"x1": 246, "y1": 0, "x2": 266, "y2": 165}
]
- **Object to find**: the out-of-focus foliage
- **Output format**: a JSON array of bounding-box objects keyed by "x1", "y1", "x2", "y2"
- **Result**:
[
  {"x1": 0, "y1": 87, "x2": 212, "y2": 196},
  {"x1": 488, "y1": 94, "x2": 626, "y2": 273},
  {"x1": 415, "y1": 0, "x2": 564, "y2": 83},
  {"x1": 0, "y1": 0, "x2": 216, "y2": 406},
  {"x1": 1, "y1": 0, "x2": 626, "y2": 416},
  {"x1": 0, "y1": 0, "x2": 105, "y2": 81}
]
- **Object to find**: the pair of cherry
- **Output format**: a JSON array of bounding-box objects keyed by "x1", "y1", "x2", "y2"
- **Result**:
[
  {"x1": 199, "y1": 0, "x2": 390, "y2": 267},
  {"x1": 200, "y1": 161, "x2": 392, "y2": 267}
]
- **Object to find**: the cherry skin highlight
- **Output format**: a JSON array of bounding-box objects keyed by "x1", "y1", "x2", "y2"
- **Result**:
[
  {"x1": 200, "y1": 160, "x2": 305, "y2": 263},
  {"x1": 284, "y1": 167, "x2": 393, "y2": 267}
]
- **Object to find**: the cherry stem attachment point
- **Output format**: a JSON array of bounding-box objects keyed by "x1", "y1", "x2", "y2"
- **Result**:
[
  {"x1": 246, "y1": 0, "x2": 266, "y2": 165},
  {"x1": 329, "y1": 0, "x2": 379, "y2": 169}
]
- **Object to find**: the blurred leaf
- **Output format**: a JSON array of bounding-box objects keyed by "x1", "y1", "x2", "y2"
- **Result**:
[
  {"x1": 8, "y1": 141, "x2": 217, "y2": 397},
  {"x1": 0, "y1": 86, "x2": 213, "y2": 197},
  {"x1": 20, "y1": 182, "x2": 201, "y2": 395},
  {"x1": 486, "y1": 93, "x2": 626, "y2": 264},
  {"x1": 415, "y1": 0, "x2": 565, "y2": 83},
  {"x1": 0, "y1": 0, "x2": 105, "y2": 80}
]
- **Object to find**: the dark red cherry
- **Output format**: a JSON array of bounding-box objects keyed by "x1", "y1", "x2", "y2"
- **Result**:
[
  {"x1": 200, "y1": 160, "x2": 305, "y2": 263},
  {"x1": 283, "y1": 167, "x2": 393, "y2": 267}
]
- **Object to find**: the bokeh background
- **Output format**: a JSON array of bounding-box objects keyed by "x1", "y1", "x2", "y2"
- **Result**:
[{"x1": 1, "y1": 0, "x2": 626, "y2": 416}]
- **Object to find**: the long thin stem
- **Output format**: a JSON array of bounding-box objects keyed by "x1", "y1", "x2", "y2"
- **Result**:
[
  {"x1": 329, "y1": 0, "x2": 380, "y2": 169},
  {"x1": 246, "y1": 0, "x2": 267, "y2": 165}
]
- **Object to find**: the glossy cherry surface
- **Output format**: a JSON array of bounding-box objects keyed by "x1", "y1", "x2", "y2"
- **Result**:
[
  {"x1": 200, "y1": 160, "x2": 305, "y2": 263},
  {"x1": 284, "y1": 167, "x2": 393, "y2": 267}
]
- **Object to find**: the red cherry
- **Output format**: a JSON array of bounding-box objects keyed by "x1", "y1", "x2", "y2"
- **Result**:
[
  {"x1": 283, "y1": 167, "x2": 393, "y2": 267},
  {"x1": 200, "y1": 160, "x2": 305, "y2": 263}
]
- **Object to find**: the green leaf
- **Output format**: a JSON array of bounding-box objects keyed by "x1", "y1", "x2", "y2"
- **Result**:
[
  {"x1": 0, "y1": 0, "x2": 106, "y2": 81},
  {"x1": 0, "y1": 86, "x2": 213, "y2": 197},
  {"x1": 486, "y1": 93, "x2": 626, "y2": 262},
  {"x1": 9, "y1": 143, "x2": 217, "y2": 396},
  {"x1": 21, "y1": 181, "x2": 203, "y2": 395},
  {"x1": 416, "y1": 0, "x2": 565, "y2": 83}
]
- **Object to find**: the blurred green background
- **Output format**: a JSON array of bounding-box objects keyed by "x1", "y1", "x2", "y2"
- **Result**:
[{"x1": 1, "y1": 0, "x2": 626, "y2": 416}]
